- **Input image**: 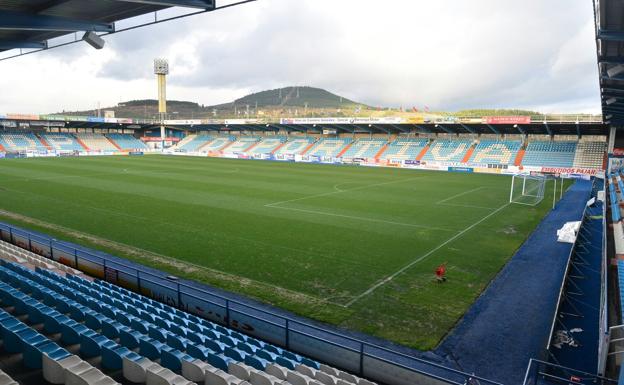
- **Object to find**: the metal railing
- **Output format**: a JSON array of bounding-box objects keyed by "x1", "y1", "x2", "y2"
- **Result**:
[
  {"x1": 0, "y1": 220, "x2": 503, "y2": 385},
  {"x1": 523, "y1": 359, "x2": 616, "y2": 385}
]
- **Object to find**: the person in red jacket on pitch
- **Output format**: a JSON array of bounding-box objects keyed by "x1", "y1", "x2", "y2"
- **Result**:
[{"x1": 435, "y1": 263, "x2": 447, "y2": 283}]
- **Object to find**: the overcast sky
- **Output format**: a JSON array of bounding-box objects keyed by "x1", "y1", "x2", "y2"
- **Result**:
[{"x1": 0, "y1": 0, "x2": 601, "y2": 114}]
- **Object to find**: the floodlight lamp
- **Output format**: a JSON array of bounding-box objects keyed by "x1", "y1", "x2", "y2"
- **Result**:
[
  {"x1": 606, "y1": 97, "x2": 618, "y2": 105},
  {"x1": 154, "y1": 58, "x2": 169, "y2": 75},
  {"x1": 606, "y1": 114, "x2": 613, "y2": 120},
  {"x1": 83, "y1": 31, "x2": 105, "y2": 49}
]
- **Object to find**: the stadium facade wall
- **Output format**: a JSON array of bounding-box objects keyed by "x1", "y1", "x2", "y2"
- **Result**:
[{"x1": 0, "y1": 220, "x2": 503, "y2": 385}]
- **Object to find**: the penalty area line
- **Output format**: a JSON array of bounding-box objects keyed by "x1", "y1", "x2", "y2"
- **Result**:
[
  {"x1": 435, "y1": 186, "x2": 485, "y2": 205},
  {"x1": 266, "y1": 205, "x2": 457, "y2": 232},
  {"x1": 344, "y1": 202, "x2": 511, "y2": 307},
  {"x1": 265, "y1": 176, "x2": 424, "y2": 207}
]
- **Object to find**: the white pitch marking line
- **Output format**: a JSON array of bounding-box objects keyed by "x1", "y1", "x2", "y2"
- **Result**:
[
  {"x1": 435, "y1": 186, "x2": 486, "y2": 205},
  {"x1": 437, "y1": 202, "x2": 498, "y2": 210},
  {"x1": 265, "y1": 176, "x2": 423, "y2": 207},
  {"x1": 267, "y1": 205, "x2": 457, "y2": 232},
  {"x1": 344, "y1": 202, "x2": 511, "y2": 307}
]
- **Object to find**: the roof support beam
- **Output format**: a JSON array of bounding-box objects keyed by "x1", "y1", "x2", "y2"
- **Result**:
[
  {"x1": 0, "y1": 40, "x2": 47, "y2": 49},
  {"x1": 599, "y1": 56, "x2": 624, "y2": 65},
  {"x1": 0, "y1": 10, "x2": 114, "y2": 32},
  {"x1": 336, "y1": 124, "x2": 354, "y2": 133},
  {"x1": 459, "y1": 123, "x2": 475, "y2": 133},
  {"x1": 514, "y1": 124, "x2": 525, "y2": 135},
  {"x1": 412, "y1": 124, "x2": 432, "y2": 133},
  {"x1": 486, "y1": 124, "x2": 499, "y2": 135},
  {"x1": 601, "y1": 87, "x2": 624, "y2": 94},
  {"x1": 369, "y1": 124, "x2": 389, "y2": 134},
  {"x1": 434, "y1": 124, "x2": 453, "y2": 134},
  {"x1": 598, "y1": 30, "x2": 624, "y2": 41},
  {"x1": 575, "y1": 122, "x2": 581, "y2": 137},
  {"x1": 543, "y1": 122, "x2": 552, "y2": 135},
  {"x1": 390, "y1": 124, "x2": 408, "y2": 133},
  {"x1": 113, "y1": 0, "x2": 215, "y2": 9},
  {"x1": 32, "y1": 0, "x2": 74, "y2": 13}
]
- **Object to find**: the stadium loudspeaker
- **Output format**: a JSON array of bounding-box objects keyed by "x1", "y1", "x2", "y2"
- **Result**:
[{"x1": 83, "y1": 32, "x2": 105, "y2": 50}]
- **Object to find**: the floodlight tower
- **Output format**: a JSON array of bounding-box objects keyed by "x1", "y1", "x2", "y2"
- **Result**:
[{"x1": 154, "y1": 58, "x2": 169, "y2": 149}]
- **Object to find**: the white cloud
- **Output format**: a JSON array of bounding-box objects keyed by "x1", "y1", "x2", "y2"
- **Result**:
[{"x1": 0, "y1": 0, "x2": 601, "y2": 114}]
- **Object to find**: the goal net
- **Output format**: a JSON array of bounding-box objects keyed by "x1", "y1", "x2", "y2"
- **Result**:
[{"x1": 509, "y1": 174, "x2": 546, "y2": 206}]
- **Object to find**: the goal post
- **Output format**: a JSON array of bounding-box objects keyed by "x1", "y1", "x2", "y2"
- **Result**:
[{"x1": 509, "y1": 174, "x2": 547, "y2": 206}]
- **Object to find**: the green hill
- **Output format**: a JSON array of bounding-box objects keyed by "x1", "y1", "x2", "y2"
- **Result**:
[
  {"x1": 54, "y1": 86, "x2": 367, "y2": 120},
  {"x1": 218, "y1": 86, "x2": 363, "y2": 109}
]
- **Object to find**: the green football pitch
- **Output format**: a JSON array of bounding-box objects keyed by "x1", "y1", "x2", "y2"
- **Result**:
[{"x1": 0, "y1": 155, "x2": 566, "y2": 349}]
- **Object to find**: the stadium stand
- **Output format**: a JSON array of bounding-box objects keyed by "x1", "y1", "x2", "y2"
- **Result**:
[
  {"x1": 223, "y1": 136, "x2": 260, "y2": 153},
  {"x1": 75, "y1": 133, "x2": 119, "y2": 152},
  {"x1": 468, "y1": 139, "x2": 522, "y2": 165},
  {"x1": 0, "y1": 241, "x2": 378, "y2": 385},
  {"x1": 0, "y1": 240, "x2": 80, "y2": 275},
  {"x1": 521, "y1": 140, "x2": 577, "y2": 168},
  {"x1": 247, "y1": 136, "x2": 287, "y2": 155},
  {"x1": 39, "y1": 133, "x2": 84, "y2": 152},
  {"x1": 197, "y1": 136, "x2": 236, "y2": 152},
  {"x1": 421, "y1": 139, "x2": 473, "y2": 162},
  {"x1": 339, "y1": 138, "x2": 387, "y2": 159},
  {"x1": 106, "y1": 134, "x2": 148, "y2": 151},
  {"x1": 273, "y1": 137, "x2": 317, "y2": 155},
  {"x1": 174, "y1": 134, "x2": 214, "y2": 152},
  {"x1": 379, "y1": 138, "x2": 429, "y2": 160},
  {"x1": 0, "y1": 133, "x2": 48, "y2": 152},
  {"x1": 573, "y1": 140, "x2": 607, "y2": 169},
  {"x1": 305, "y1": 138, "x2": 352, "y2": 157}
]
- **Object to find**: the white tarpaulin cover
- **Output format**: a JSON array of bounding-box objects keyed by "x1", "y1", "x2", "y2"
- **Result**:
[{"x1": 557, "y1": 221, "x2": 581, "y2": 243}]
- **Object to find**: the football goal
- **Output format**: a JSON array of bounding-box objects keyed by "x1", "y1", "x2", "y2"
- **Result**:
[{"x1": 509, "y1": 174, "x2": 547, "y2": 206}]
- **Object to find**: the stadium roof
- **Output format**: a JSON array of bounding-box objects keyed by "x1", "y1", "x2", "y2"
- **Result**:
[
  {"x1": 0, "y1": 0, "x2": 216, "y2": 53},
  {"x1": 595, "y1": 0, "x2": 624, "y2": 125},
  {"x1": 2, "y1": 119, "x2": 604, "y2": 136}
]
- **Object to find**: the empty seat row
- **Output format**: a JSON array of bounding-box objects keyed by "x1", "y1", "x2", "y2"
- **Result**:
[
  {"x1": 5, "y1": 262, "x2": 341, "y2": 384},
  {"x1": 0, "y1": 244, "x2": 378, "y2": 385},
  {"x1": 340, "y1": 139, "x2": 386, "y2": 159},
  {"x1": 0, "y1": 263, "x2": 194, "y2": 384},
  {"x1": 0, "y1": 286, "x2": 119, "y2": 384},
  {"x1": 522, "y1": 141, "x2": 577, "y2": 168},
  {"x1": 0, "y1": 133, "x2": 48, "y2": 152},
  {"x1": 421, "y1": 139, "x2": 473, "y2": 162},
  {"x1": 0, "y1": 239, "x2": 79, "y2": 274},
  {"x1": 75, "y1": 133, "x2": 119, "y2": 152},
  {"x1": 247, "y1": 137, "x2": 288, "y2": 155},
  {"x1": 468, "y1": 140, "x2": 521, "y2": 165},
  {"x1": 40, "y1": 133, "x2": 85, "y2": 151},
  {"x1": 305, "y1": 139, "x2": 352, "y2": 157},
  {"x1": 573, "y1": 141, "x2": 606, "y2": 169},
  {"x1": 224, "y1": 137, "x2": 261, "y2": 153},
  {"x1": 106, "y1": 133, "x2": 148, "y2": 151},
  {"x1": 380, "y1": 138, "x2": 429, "y2": 160}
]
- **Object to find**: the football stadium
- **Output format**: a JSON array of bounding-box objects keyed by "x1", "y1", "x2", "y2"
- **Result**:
[{"x1": 0, "y1": 1, "x2": 620, "y2": 385}]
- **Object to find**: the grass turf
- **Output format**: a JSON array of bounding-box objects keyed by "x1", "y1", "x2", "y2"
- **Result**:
[{"x1": 0, "y1": 155, "x2": 566, "y2": 349}]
